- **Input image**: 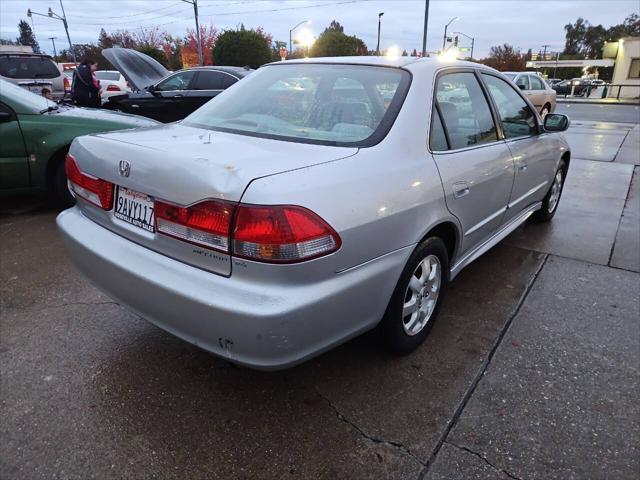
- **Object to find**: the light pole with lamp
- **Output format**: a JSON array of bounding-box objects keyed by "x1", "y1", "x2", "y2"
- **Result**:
[
  {"x1": 48, "y1": 37, "x2": 58, "y2": 61},
  {"x1": 442, "y1": 16, "x2": 458, "y2": 52},
  {"x1": 452, "y1": 31, "x2": 474, "y2": 59},
  {"x1": 290, "y1": 20, "x2": 311, "y2": 56},
  {"x1": 376, "y1": 12, "x2": 384, "y2": 55},
  {"x1": 27, "y1": 1, "x2": 76, "y2": 64}
]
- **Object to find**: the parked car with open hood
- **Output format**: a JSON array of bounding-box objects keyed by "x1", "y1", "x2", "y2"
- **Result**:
[
  {"x1": 58, "y1": 56, "x2": 571, "y2": 370},
  {"x1": 502, "y1": 71, "x2": 556, "y2": 117},
  {"x1": 102, "y1": 48, "x2": 252, "y2": 122},
  {"x1": 0, "y1": 79, "x2": 159, "y2": 205}
]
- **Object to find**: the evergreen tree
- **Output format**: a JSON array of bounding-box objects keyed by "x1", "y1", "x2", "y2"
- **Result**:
[{"x1": 16, "y1": 19, "x2": 40, "y2": 53}]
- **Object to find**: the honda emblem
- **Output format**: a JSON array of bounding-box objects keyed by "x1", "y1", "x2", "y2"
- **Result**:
[{"x1": 118, "y1": 160, "x2": 131, "y2": 177}]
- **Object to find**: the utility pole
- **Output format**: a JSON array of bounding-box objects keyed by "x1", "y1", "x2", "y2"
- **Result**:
[
  {"x1": 49, "y1": 37, "x2": 57, "y2": 61},
  {"x1": 541, "y1": 44, "x2": 551, "y2": 60},
  {"x1": 442, "y1": 17, "x2": 458, "y2": 52},
  {"x1": 376, "y1": 12, "x2": 384, "y2": 56},
  {"x1": 28, "y1": 0, "x2": 76, "y2": 64},
  {"x1": 181, "y1": 0, "x2": 203, "y2": 66},
  {"x1": 421, "y1": 0, "x2": 429, "y2": 57}
]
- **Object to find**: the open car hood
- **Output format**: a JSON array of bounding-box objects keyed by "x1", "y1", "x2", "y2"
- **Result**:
[{"x1": 102, "y1": 48, "x2": 169, "y2": 92}]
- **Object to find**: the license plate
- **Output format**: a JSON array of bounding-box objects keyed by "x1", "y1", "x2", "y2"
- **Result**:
[{"x1": 114, "y1": 186, "x2": 155, "y2": 232}]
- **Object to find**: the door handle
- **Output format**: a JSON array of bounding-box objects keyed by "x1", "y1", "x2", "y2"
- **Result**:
[{"x1": 453, "y1": 182, "x2": 470, "y2": 199}]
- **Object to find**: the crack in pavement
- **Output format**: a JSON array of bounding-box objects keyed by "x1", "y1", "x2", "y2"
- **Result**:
[
  {"x1": 445, "y1": 441, "x2": 524, "y2": 480},
  {"x1": 417, "y1": 253, "x2": 549, "y2": 479},
  {"x1": 316, "y1": 390, "x2": 426, "y2": 468}
]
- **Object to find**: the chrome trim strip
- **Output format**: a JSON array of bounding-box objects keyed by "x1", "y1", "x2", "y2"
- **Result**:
[
  {"x1": 464, "y1": 207, "x2": 507, "y2": 237},
  {"x1": 507, "y1": 181, "x2": 548, "y2": 209},
  {"x1": 450, "y1": 201, "x2": 542, "y2": 279}
]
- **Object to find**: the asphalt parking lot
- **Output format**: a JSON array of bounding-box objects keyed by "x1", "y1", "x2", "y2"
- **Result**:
[{"x1": 1, "y1": 104, "x2": 639, "y2": 479}]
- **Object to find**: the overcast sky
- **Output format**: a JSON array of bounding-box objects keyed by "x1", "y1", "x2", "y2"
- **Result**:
[{"x1": 0, "y1": 0, "x2": 637, "y2": 58}]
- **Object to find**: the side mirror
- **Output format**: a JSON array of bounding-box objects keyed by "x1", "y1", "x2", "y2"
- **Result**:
[
  {"x1": 544, "y1": 113, "x2": 570, "y2": 132},
  {"x1": 146, "y1": 84, "x2": 160, "y2": 96},
  {"x1": 0, "y1": 111, "x2": 13, "y2": 123},
  {"x1": 518, "y1": 84, "x2": 526, "y2": 90}
]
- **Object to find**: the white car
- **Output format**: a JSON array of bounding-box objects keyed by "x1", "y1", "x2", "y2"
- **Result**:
[{"x1": 95, "y1": 70, "x2": 130, "y2": 102}]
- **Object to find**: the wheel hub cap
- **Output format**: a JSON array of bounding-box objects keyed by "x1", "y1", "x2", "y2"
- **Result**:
[{"x1": 402, "y1": 255, "x2": 442, "y2": 336}]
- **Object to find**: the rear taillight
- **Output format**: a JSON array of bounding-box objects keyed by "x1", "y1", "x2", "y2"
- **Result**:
[
  {"x1": 63, "y1": 76, "x2": 70, "y2": 92},
  {"x1": 106, "y1": 84, "x2": 121, "y2": 92},
  {"x1": 155, "y1": 200, "x2": 233, "y2": 252},
  {"x1": 232, "y1": 205, "x2": 340, "y2": 263},
  {"x1": 65, "y1": 154, "x2": 114, "y2": 210},
  {"x1": 153, "y1": 200, "x2": 340, "y2": 263}
]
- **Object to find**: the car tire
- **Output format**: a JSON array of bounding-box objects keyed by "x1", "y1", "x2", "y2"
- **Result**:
[
  {"x1": 379, "y1": 237, "x2": 449, "y2": 354},
  {"x1": 532, "y1": 160, "x2": 567, "y2": 223},
  {"x1": 540, "y1": 103, "x2": 551, "y2": 118},
  {"x1": 53, "y1": 159, "x2": 75, "y2": 208}
]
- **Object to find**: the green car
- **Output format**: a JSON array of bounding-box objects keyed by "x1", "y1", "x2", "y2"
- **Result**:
[{"x1": 0, "y1": 79, "x2": 159, "y2": 205}]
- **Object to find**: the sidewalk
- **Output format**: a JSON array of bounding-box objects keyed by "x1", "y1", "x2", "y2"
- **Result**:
[{"x1": 557, "y1": 96, "x2": 640, "y2": 105}]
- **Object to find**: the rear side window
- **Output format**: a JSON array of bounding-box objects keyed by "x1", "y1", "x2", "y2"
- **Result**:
[
  {"x1": 529, "y1": 75, "x2": 545, "y2": 90},
  {"x1": 430, "y1": 107, "x2": 448, "y2": 151},
  {"x1": 0, "y1": 56, "x2": 60, "y2": 79},
  {"x1": 435, "y1": 72, "x2": 497, "y2": 150},
  {"x1": 192, "y1": 71, "x2": 237, "y2": 90},
  {"x1": 482, "y1": 74, "x2": 537, "y2": 139}
]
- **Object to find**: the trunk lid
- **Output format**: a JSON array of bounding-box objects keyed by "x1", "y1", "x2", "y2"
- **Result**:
[
  {"x1": 102, "y1": 48, "x2": 169, "y2": 92},
  {"x1": 69, "y1": 123, "x2": 357, "y2": 276}
]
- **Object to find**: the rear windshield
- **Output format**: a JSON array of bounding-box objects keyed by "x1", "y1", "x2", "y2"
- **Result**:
[
  {"x1": 95, "y1": 71, "x2": 120, "y2": 81},
  {"x1": 0, "y1": 55, "x2": 60, "y2": 79},
  {"x1": 183, "y1": 63, "x2": 411, "y2": 147}
]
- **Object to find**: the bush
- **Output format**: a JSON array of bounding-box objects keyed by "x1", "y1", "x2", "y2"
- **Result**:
[
  {"x1": 212, "y1": 28, "x2": 271, "y2": 69},
  {"x1": 136, "y1": 45, "x2": 169, "y2": 68}
]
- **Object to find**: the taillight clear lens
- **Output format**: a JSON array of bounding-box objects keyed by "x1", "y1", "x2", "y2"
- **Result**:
[
  {"x1": 65, "y1": 154, "x2": 114, "y2": 210},
  {"x1": 232, "y1": 205, "x2": 340, "y2": 263},
  {"x1": 155, "y1": 200, "x2": 233, "y2": 251}
]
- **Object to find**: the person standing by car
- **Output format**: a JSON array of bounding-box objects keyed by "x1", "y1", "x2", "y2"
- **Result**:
[{"x1": 71, "y1": 58, "x2": 101, "y2": 108}]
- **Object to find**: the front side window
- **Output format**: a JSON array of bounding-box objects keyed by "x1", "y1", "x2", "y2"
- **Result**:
[
  {"x1": 183, "y1": 64, "x2": 410, "y2": 146},
  {"x1": 629, "y1": 58, "x2": 640, "y2": 79},
  {"x1": 156, "y1": 71, "x2": 195, "y2": 91},
  {"x1": 482, "y1": 74, "x2": 537, "y2": 139},
  {"x1": 435, "y1": 72, "x2": 497, "y2": 150},
  {"x1": 529, "y1": 75, "x2": 545, "y2": 90}
]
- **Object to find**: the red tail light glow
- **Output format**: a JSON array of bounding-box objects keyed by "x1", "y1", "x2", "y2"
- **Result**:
[
  {"x1": 155, "y1": 200, "x2": 233, "y2": 252},
  {"x1": 106, "y1": 84, "x2": 121, "y2": 92},
  {"x1": 63, "y1": 76, "x2": 71, "y2": 92},
  {"x1": 65, "y1": 154, "x2": 114, "y2": 210},
  {"x1": 232, "y1": 205, "x2": 340, "y2": 263}
]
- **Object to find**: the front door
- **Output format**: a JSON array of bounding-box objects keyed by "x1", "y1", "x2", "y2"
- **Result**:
[
  {"x1": 481, "y1": 73, "x2": 556, "y2": 224},
  {"x1": 0, "y1": 102, "x2": 29, "y2": 189},
  {"x1": 430, "y1": 71, "x2": 515, "y2": 256}
]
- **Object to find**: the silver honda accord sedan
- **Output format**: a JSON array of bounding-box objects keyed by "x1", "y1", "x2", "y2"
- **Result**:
[{"x1": 57, "y1": 56, "x2": 571, "y2": 370}]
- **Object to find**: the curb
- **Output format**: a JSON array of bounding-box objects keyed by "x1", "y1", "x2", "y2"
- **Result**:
[{"x1": 557, "y1": 99, "x2": 640, "y2": 106}]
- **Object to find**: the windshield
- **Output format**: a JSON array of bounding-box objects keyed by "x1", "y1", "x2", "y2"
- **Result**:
[
  {"x1": 0, "y1": 55, "x2": 60, "y2": 79},
  {"x1": 95, "y1": 71, "x2": 120, "y2": 81},
  {"x1": 503, "y1": 73, "x2": 516, "y2": 80},
  {"x1": 183, "y1": 63, "x2": 411, "y2": 147},
  {"x1": 0, "y1": 78, "x2": 56, "y2": 112}
]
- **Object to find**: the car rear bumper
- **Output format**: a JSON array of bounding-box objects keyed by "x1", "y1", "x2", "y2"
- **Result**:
[{"x1": 57, "y1": 207, "x2": 411, "y2": 370}]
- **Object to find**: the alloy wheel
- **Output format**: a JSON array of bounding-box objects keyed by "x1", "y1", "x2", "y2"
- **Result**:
[
  {"x1": 548, "y1": 169, "x2": 563, "y2": 213},
  {"x1": 402, "y1": 255, "x2": 441, "y2": 336}
]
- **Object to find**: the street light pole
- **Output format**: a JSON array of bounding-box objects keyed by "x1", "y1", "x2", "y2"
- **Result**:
[
  {"x1": 442, "y1": 16, "x2": 458, "y2": 52},
  {"x1": 181, "y1": 0, "x2": 203, "y2": 66},
  {"x1": 28, "y1": 0, "x2": 76, "y2": 64},
  {"x1": 421, "y1": 0, "x2": 430, "y2": 57},
  {"x1": 48, "y1": 37, "x2": 57, "y2": 61},
  {"x1": 289, "y1": 20, "x2": 310, "y2": 55},
  {"x1": 376, "y1": 12, "x2": 384, "y2": 56}
]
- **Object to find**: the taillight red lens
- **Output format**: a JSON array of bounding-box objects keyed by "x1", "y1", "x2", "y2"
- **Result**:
[
  {"x1": 106, "y1": 84, "x2": 121, "y2": 91},
  {"x1": 155, "y1": 200, "x2": 234, "y2": 252},
  {"x1": 63, "y1": 76, "x2": 70, "y2": 91},
  {"x1": 232, "y1": 205, "x2": 340, "y2": 263},
  {"x1": 65, "y1": 154, "x2": 114, "y2": 210}
]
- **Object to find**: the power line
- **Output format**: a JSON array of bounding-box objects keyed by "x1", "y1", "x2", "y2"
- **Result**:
[{"x1": 66, "y1": 1, "x2": 185, "y2": 19}]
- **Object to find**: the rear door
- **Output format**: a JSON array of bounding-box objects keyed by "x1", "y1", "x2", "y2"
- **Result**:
[
  {"x1": 481, "y1": 73, "x2": 556, "y2": 224},
  {"x1": 0, "y1": 102, "x2": 29, "y2": 189},
  {"x1": 186, "y1": 70, "x2": 238, "y2": 112},
  {"x1": 430, "y1": 70, "x2": 515, "y2": 256}
]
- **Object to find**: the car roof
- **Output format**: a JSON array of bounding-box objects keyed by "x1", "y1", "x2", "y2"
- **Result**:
[{"x1": 183, "y1": 66, "x2": 252, "y2": 77}]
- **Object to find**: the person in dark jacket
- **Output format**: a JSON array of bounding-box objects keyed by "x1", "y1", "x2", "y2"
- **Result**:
[{"x1": 71, "y1": 58, "x2": 101, "y2": 108}]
